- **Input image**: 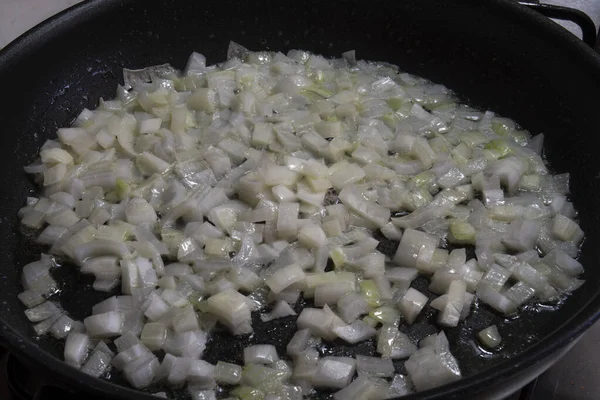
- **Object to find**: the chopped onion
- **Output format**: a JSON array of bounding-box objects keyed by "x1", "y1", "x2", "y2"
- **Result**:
[
  {"x1": 215, "y1": 361, "x2": 242, "y2": 385},
  {"x1": 265, "y1": 263, "x2": 305, "y2": 294},
  {"x1": 64, "y1": 332, "x2": 90, "y2": 367},
  {"x1": 333, "y1": 320, "x2": 377, "y2": 344},
  {"x1": 377, "y1": 325, "x2": 417, "y2": 359},
  {"x1": 24, "y1": 301, "x2": 60, "y2": 322},
  {"x1": 312, "y1": 357, "x2": 356, "y2": 389},
  {"x1": 84, "y1": 311, "x2": 124, "y2": 338},
  {"x1": 244, "y1": 345, "x2": 279, "y2": 365},
  {"x1": 356, "y1": 355, "x2": 395, "y2": 378},
  {"x1": 405, "y1": 332, "x2": 461, "y2": 391},
  {"x1": 261, "y1": 301, "x2": 297, "y2": 322},
  {"x1": 397, "y1": 288, "x2": 428, "y2": 325},
  {"x1": 478, "y1": 325, "x2": 502, "y2": 349},
  {"x1": 286, "y1": 329, "x2": 312, "y2": 356},
  {"x1": 16, "y1": 46, "x2": 586, "y2": 396},
  {"x1": 337, "y1": 293, "x2": 369, "y2": 323},
  {"x1": 81, "y1": 350, "x2": 112, "y2": 377}
]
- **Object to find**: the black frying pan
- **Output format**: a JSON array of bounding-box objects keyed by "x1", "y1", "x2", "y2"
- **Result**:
[{"x1": 1, "y1": 0, "x2": 600, "y2": 399}]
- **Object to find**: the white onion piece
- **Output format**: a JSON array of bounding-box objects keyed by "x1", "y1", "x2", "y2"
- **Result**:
[
  {"x1": 125, "y1": 198, "x2": 158, "y2": 225},
  {"x1": 203, "y1": 289, "x2": 252, "y2": 334},
  {"x1": 437, "y1": 280, "x2": 466, "y2": 328},
  {"x1": 244, "y1": 344, "x2": 279, "y2": 365},
  {"x1": 73, "y1": 240, "x2": 130, "y2": 266},
  {"x1": 356, "y1": 355, "x2": 395, "y2": 378},
  {"x1": 476, "y1": 285, "x2": 517, "y2": 315},
  {"x1": 17, "y1": 290, "x2": 45, "y2": 308},
  {"x1": 265, "y1": 263, "x2": 305, "y2": 294},
  {"x1": 377, "y1": 325, "x2": 417, "y2": 359},
  {"x1": 405, "y1": 332, "x2": 461, "y2": 391},
  {"x1": 155, "y1": 353, "x2": 178, "y2": 383},
  {"x1": 81, "y1": 350, "x2": 112, "y2": 377},
  {"x1": 312, "y1": 357, "x2": 356, "y2": 389},
  {"x1": 84, "y1": 311, "x2": 123, "y2": 338},
  {"x1": 215, "y1": 361, "x2": 242, "y2": 385},
  {"x1": 188, "y1": 359, "x2": 215, "y2": 386},
  {"x1": 393, "y1": 229, "x2": 438, "y2": 269},
  {"x1": 478, "y1": 325, "x2": 502, "y2": 349},
  {"x1": 314, "y1": 282, "x2": 354, "y2": 306},
  {"x1": 124, "y1": 354, "x2": 160, "y2": 388},
  {"x1": 64, "y1": 332, "x2": 90, "y2": 367},
  {"x1": 286, "y1": 329, "x2": 312, "y2": 356},
  {"x1": 24, "y1": 301, "x2": 60, "y2": 322},
  {"x1": 333, "y1": 375, "x2": 387, "y2": 400},
  {"x1": 296, "y1": 307, "x2": 343, "y2": 341},
  {"x1": 386, "y1": 374, "x2": 414, "y2": 397},
  {"x1": 115, "y1": 332, "x2": 141, "y2": 353},
  {"x1": 189, "y1": 389, "x2": 217, "y2": 400},
  {"x1": 292, "y1": 348, "x2": 319, "y2": 381},
  {"x1": 112, "y1": 343, "x2": 154, "y2": 370},
  {"x1": 333, "y1": 320, "x2": 377, "y2": 344},
  {"x1": 140, "y1": 322, "x2": 167, "y2": 351},
  {"x1": 397, "y1": 288, "x2": 428, "y2": 325},
  {"x1": 337, "y1": 293, "x2": 370, "y2": 324},
  {"x1": 33, "y1": 314, "x2": 62, "y2": 336},
  {"x1": 50, "y1": 315, "x2": 76, "y2": 339},
  {"x1": 297, "y1": 223, "x2": 327, "y2": 250},
  {"x1": 261, "y1": 301, "x2": 297, "y2": 322}
]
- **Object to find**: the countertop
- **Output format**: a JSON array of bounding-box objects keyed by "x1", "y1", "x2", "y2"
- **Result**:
[{"x1": 0, "y1": 0, "x2": 83, "y2": 49}]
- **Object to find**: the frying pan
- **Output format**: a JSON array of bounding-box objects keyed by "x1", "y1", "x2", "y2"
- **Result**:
[{"x1": 0, "y1": 0, "x2": 599, "y2": 399}]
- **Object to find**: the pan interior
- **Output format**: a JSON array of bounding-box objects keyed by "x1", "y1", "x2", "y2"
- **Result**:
[{"x1": 1, "y1": 0, "x2": 600, "y2": 398}]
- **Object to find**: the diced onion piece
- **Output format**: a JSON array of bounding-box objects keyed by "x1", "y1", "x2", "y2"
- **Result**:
[
  {"x1": 84, "y1": 311, "x2": 123, "y2": 338},
  {"x1": 141, "y1": 322, "x2": 168, "y2": 351},
  {"x1": 478, "y1": 325, "x2": 502, "y2": 349},
  {"x1": 18, "y1": 290, "x2": 45, "y2": 308},
  {"x1": 356, "y1": 355, "x2": 395, "y2": 378},
  {"x1": 287, "y1": 329, "x2": 312, "y2": 356},
  {"x1": 376, "y1": 325, "x2": 417, "y2": 359},
  {"x1": 397, "y1": 288, "x2": 428, "y2": 324},
  {"x1": 261, "y1": 301, "x2": 297, "y2": 322},
  {"x1": 266, "y1": 263, "x2": 306, "y2": 294},
  {"x1": 296, "y1": 307, "x2": 343, "y2": 341},
  {"x1": 74, "y1": 240, "x2": 129, "y2": 266},
  {"x1": 337, "y1": 293, "x2": 369, "y2": 324},
  {"x1": 314, "y1": 282, "x2": 354, "y2": 306},
  {"x1": 333, "y1": 320, "x2": 377, "y2": 344},
  {"x1": 81, "y1": 350, "x2": 112, "y2": 377},
  {"x1": 437, "y1": 280, "x2": 466, "y2": 328},
  {"x1": 393, "y1": 229, "x2": 438, "y2": 269},
  {"x1": 204, "y1": 289, "x2": 252, "y2": 334},
  {"x1": 244, "y1": 344, "x2": 280, "y2": 365},
  {"x1": 64, "y1": 332, "x2": 90, "y2": 367},
  {"x1": 188, "y1": 359, "x2": 215, "y2": 386},
  {"x1": 215, "y1": 361, "x2": 243, "y2": 385},
  {"x1": 25, "y1": 301, "x2": 61, "y2": 322},
  {"x1": 298, "y1": 223, "x2": 327, "y2": 249},
  {"x1": 476, "y1": 284, "x2": 516, "y2": 315},
  {"x1": 552, "y1": 214, "x2": 584, "y2": 243},
  {"x1": 124, "y1": 355, "x2": 160, "y2": 388},
  {"x1": 312, "y1": 357, "x2": 356, "y2": 389},
  {"x1": 405, "y1": 332, "x2": 461, "y2": 391}
]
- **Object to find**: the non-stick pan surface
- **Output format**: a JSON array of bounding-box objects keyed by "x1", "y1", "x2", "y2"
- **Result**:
[{"x1": 1, "y1": 0, "x2": 600, "y2": 399}]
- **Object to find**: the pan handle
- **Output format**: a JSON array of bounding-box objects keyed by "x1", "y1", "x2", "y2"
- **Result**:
[{"x1": 518, "y1": 1, "x2": 597, "y2": 47}]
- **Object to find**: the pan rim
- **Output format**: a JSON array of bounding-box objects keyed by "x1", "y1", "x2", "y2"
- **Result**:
[{"x1": 1, "y1": 0, "x2": 600, "y2": 399}]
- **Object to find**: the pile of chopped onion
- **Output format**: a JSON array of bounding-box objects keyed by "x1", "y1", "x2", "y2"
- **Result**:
[{"x1": 17, "y1": 42, "x2": 584, "y2": 398}]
